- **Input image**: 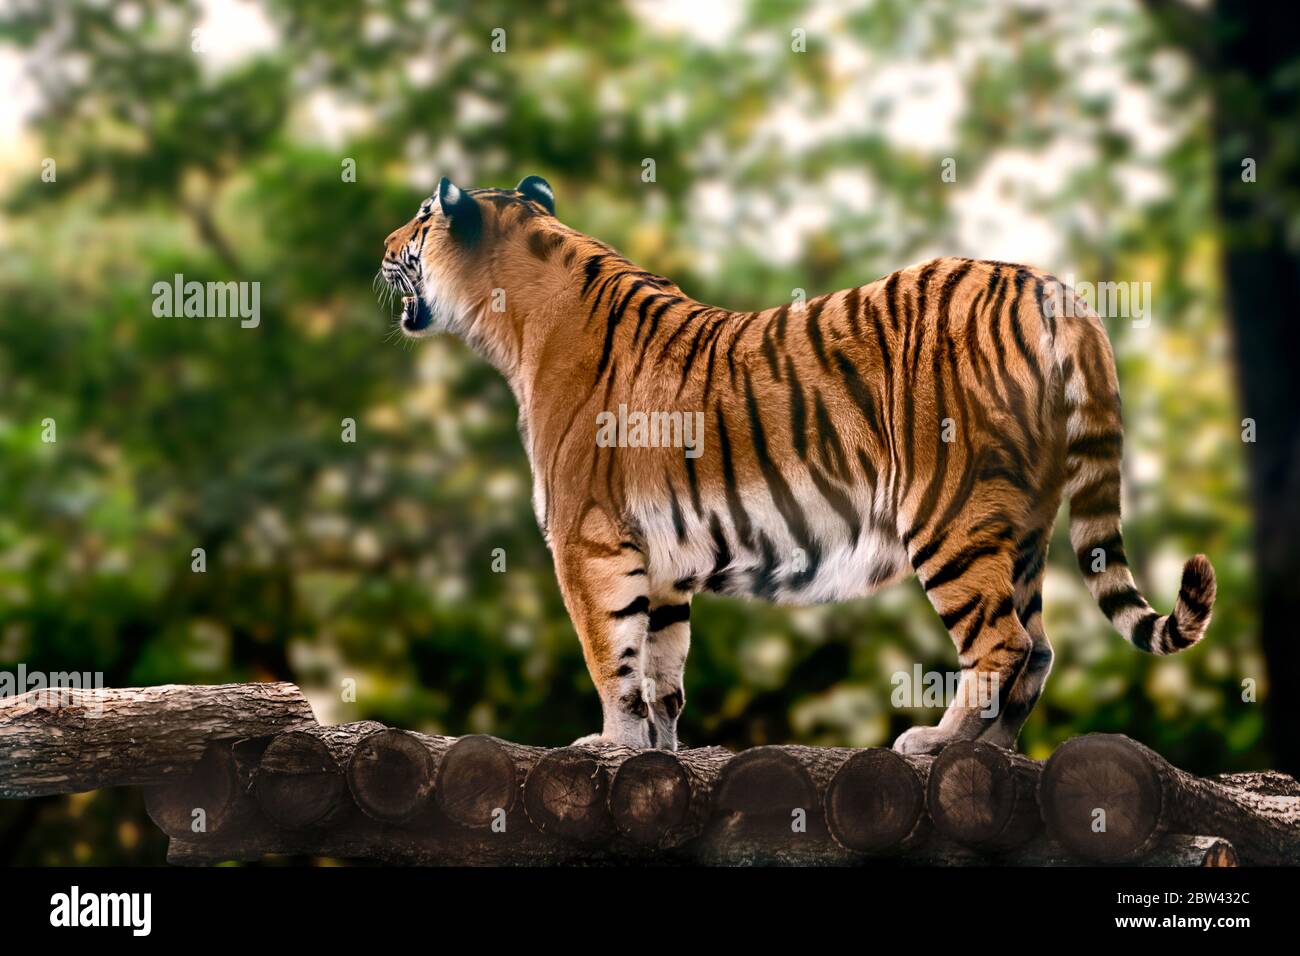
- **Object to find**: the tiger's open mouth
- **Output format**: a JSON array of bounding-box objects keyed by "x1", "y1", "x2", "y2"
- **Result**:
[{"x1": 400, "y1": 294, "x2": 434, "y2": 333}]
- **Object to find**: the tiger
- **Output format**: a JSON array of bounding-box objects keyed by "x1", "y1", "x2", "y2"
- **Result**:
[{"x1": 380, "y1": 174, "x2": 1216, "y2": 755}]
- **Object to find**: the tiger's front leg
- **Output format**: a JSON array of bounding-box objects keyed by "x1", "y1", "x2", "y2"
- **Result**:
[{"x1": 553, "y1": 511, "x2": 654, "y2": 749}]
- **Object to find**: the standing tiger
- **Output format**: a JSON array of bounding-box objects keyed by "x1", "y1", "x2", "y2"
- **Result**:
[{"x1": 381, "y1": 175, "x2": 1215, "y2": 755}]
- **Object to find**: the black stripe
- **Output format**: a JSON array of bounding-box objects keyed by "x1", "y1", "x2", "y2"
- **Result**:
[
  {"x1": 715, "y1": 402, "x2": 755, "y2": 549},
  {"x1": 1098, "y1": 587, "x2": 1146, "y2": 618},
  {"x1": 812, "y1": 391, "x2": 849, "y2": 479},
  {"x1": 750, "y1": 531, "x2": 781, "y2": 599},
  {"x1": 648, "y1": 603, "x2": 691, "y2": 632},
  {"x1": 808, "y1": 464, "x2": 861, "y2": 540},
  {"x1": 1012, "y1": 529, "x2": 1044, "y2": 580},
  {"x1": 762, "y1": 325, "x2": 782, "y2": 381},
  {"x1": 1164, "y1": 612, "x2": 1189, "y2": 649},
  {"x1": 844, "y1": 286, "x2": 862, "y2": 337},
  {"x1": 786, "y1": 355, "x2": 808, "y2": 459},
  {"x1": 657, "y1": 306, "x2": 710, "y2": 361},
  {"x1": 705, "y1": 512, "x2": 732, "y2": 593},
  {"x1": 909, "y1": 530, "x2": 950, "y2": 571},
  {"x1": 678, "y1": 314, "x2": 724, "y2": 393},
  {"x1": 833, "y1": 350, "x2": 884, "y2": 438},
  {"x1": 1074, "y1": 532, "x2": 1128, "y2": 575},
  {"x1": 743, "y1": 370, "x2": 819, "y2": 580},
  {"x1": 856, "y1": 447, "x2": 879, "y2": 490},
  {"x1": 685, "y1": 454, "x2": 703, "y2": 517},
  {"x1": 806, "y1": 297, "x2": 831, "y2": 369},
  {"x1": 1070, "y1": 475, "x2": 1121, "y2": 518},
  {"x1": 940, "y1": 593, "x2": 982, "y2": 630},
  {"x1": 611, "y1": 596, "x2": 650, "y2": 618},
  {"x1": 668, "y1": 482, "x2": 687, "y2": 542},
  {"x1": 1131, "y1": 612, "x2": 1158, "y2": 652},
  {"x1": 924, "y1": 543, "x2": 1002, "y2": 592},
  {"x1": 986, "y1": 595, "x2": 1014, "y2": 626},
  {"x1": 1068, "y1": 432, "x2": 1124, "y2": 459},
  {"x1": 581, "y1": 255, "x2": 607, "y2": 295},
  {"x1": 775, "y1": 301, "x2": 790, "y2": 342},
  {"x1": 1016, "y1": 592, "x2": 1043, "y2": 625}
]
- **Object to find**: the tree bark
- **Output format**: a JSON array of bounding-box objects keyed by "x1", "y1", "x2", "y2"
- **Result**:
[{"x1": 0, "y1": 682, "x2": 317, "y2": 797}]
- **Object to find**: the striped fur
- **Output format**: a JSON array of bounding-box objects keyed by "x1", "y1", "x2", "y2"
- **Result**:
[{"x1": 381, "y1": 176, "x2": 1215, "y2": 753}]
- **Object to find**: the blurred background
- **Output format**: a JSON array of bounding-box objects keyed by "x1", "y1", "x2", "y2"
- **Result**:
[{"x1": 1, "y1": 0, "x2": 1296, "y2": 864}]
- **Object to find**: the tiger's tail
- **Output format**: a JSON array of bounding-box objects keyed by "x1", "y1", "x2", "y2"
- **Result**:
[{"x1": 1051, "y1": 284, "x2": 1215, "y2": 654}]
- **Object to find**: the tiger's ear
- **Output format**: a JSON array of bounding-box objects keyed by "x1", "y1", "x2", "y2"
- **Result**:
[
  {"x1": 438, "y1": 176, "x2": 482, "y2": 246},
  {"x1": 515, "y1": 175, "x2": 556, "y2": 215}
]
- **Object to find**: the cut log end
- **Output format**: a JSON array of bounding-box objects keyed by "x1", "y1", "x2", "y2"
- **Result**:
[
  {"x1": 144, "y1": 744, "x2": 240, "y2": 839},
  {"x1": 711, "y1": 746, "x2": 818, "y2": 837},
  {"x1": 347, "y1": 729, "x2": 437, "y2": 825},
  {"x1": 824, "y1": 747, "x2": 925, "y2": 853},
  {"x1": 436, "y1": 735, "x2": 519, "y2": 828},
  {"x1": 255, "y1": 731, "x2": 348, "y2": 830},
  {"x1": 523, "y1": 747, "x2": 612, "y2": 841},
  {"x1": 928, "y1": 741, "x2": 1041, "y2": 850},
  {"x1": 1039, "y1": 734, "x2": 1163, "y2": 861},
  {"x1": 608, "y1": 750, "x2": 691, "y2": 844}
]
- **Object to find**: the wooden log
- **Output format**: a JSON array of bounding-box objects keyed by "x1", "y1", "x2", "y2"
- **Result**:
[
  {"x1": 346, "y1": 728, "x2": 448, "y2": 824},
  {"x1": 927, "y1": 741, "x2": 1042, "y2": 851},
  {"x1": 607, "y1": 746, "x2": 732, "y2": 847},
  {"x1": 824, "y1": 748, "x2": 932, "y2": 854},
  {"x1": 1039, "y1": 733, "x2": 1300, "y2": 865},
  {"x1": 711, "y1": 746, "x2": 818, "y2": 833},
  {"x1": 254, "y1": 721, "x2": 384, "y2": 830},
  {"x1": 144, "y1": 743, "x2": 241, "y2": 838},
  {"x1": 522, "y1": 745, "x2": 631, "y2": 842},
  {"x1": 144, "y1": 736, "x2": 273, "y2": 840},
  {"x1": 0, "y1": 682, "x2": 317, "y2": 797},
  {"x1": 698, "y1": 745, "x2": 866, "y2": 865},
  {"x1": 436, "y1": 735, "x2": 548, "y2": 829}
]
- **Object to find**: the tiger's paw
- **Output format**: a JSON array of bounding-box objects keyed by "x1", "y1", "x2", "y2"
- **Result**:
[
  {"x1": 892, "y1": 725, "x2": 952, "y2": 755},
  {"x1": 571, "y1": 727, "x2": 651, "y2": 750}
]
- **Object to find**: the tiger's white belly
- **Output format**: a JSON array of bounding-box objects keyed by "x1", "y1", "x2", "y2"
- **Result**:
[{"x1": 632, "y1": 480, "x2": 909, "y2": 604}]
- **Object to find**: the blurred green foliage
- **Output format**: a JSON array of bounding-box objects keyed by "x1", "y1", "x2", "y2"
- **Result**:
[{"x1": 0, "y1": 0, "x2": 1260, "y2": 864}]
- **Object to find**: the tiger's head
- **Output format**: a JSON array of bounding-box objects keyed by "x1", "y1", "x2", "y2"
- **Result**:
[{"x1": 380, "y1": 174, "x2": 557, "y2": 338}]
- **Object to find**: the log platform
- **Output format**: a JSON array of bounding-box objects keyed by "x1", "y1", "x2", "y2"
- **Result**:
[{"x1": 2, "y1": 682, "x2": 1295, "y2": 866}]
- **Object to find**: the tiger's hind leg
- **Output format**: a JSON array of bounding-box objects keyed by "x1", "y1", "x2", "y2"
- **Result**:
[
  {"x1": 893, "y1": 506, "x2": 1033, "y2": 756},
  {"x1": 978, "y1": 526, "x2": 1054, "y2": 749},
  {"x1": 644, "y1": 586, "x2": 692, "y2": 751}
]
